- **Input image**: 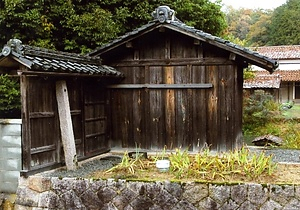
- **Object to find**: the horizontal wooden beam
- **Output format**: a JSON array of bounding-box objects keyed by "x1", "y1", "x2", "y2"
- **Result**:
[
  {"x1": 30, "y1": 144, "x2": 56, "y2": 154},
  {"x1": 107, "y1": 84, "x2": 213, "y2": 89},
  {"x1": 29, "y1": 112, "x2": 55, "y2": 119},
  {"x1": 86, "y1": 132, "x2": 105, "y2": 139},
  {"x1": 85, "y1": 117, "x2": 106, "y2": 122},
  {"x1": 70, "y1": 110, "x2": 81, "y2": 115},
  {"x1": 84, "y1": 101, "x2": 105, "y2": 106},
  {"x1": 110, "y1": 58, "x2": 234, "y2": 67}
]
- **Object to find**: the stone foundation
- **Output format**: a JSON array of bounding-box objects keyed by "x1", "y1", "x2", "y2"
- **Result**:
[{"x1": 15, "y1": 175, "x2": 300, "y2": 209}]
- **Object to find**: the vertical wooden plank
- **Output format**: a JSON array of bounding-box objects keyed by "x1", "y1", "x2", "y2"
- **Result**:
[
  {"x1": 56, "y1": 80, "x2": 77, "y2": 170},
  {"x1": 148, "y1": 66, "x2": 164, "y2": 149},
  {"x1": 20, "y1": 75, "x2": 31, "y2": 171},
  {"x1": 192, "y1": 65, "x2": 207, "y2": 151},
  {"x1": 132, "y1": 66, "x2": 145, "y2": 148},
  {"x1": 207, "y1": 65, "x2": 219, "y2": 150},
  {"x1": 234, "y1": 65, "x2": 244, "y2": 150},
  {"x1": 174, "y1": 66, "x2": 190, "y2": 149},
  {"x1": 219, "y1": 66, "x2": 228, "y2": 151},
  {"x1": 164, "y1": 66, "x2": 175, "y2": 149}
]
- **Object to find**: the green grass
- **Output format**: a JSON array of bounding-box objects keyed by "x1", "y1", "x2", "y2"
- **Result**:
[{"x1": 282, "y1": 104, "x2": 300, "y2": 119}]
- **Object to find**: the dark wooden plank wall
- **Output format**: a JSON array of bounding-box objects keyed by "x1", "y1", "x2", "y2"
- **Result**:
[
  {"x1": 21, "y1": 77, "x2": 109, "y2": 172},
  {"x1": 107, "y1": 29, "x2": 243, "y2": 151},
  {"x1": 26, "y1": 77, "x2": 60, "y2": 170},
  {"x1": 84, "y1": 83, "x2": 108, "y2": 156}
]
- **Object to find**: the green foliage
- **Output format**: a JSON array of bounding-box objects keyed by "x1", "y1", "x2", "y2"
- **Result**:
[
  {"x1": 0, "y1": 74, "x2": 20, "y2": 112},
  {"x1": 283, "y1": 121, "x2": 300, "y2": 149},
  {"x1": 243, "y1": 90, "x2": 281, "y2": 136},
  {"x1": 243, "y1": 69, "x2": 255, "y2": 80},
  {"x1": 268, "y1": 0, "x2": 300, "y2": 45},
  {"x1": 0, "y1": 0, "x2": 227, "y2": 53},
  {"x1": 165, "y1": 0, "x2": 227, "y2": 36}
]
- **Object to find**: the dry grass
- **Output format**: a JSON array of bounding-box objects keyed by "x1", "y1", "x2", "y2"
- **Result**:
[{"x1": 87, "y1": 148, "x2": 300, "y2": 184}]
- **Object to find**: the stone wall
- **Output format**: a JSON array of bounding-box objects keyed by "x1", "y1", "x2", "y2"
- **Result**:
[
  {"x1": 15, "y1": 175, "x2": 300, "y2": 209},
  {"x1": 0, "y1": 119, "x2": 22, "y2": 193}
]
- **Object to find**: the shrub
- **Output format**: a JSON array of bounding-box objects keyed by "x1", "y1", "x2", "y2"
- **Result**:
[
  {"x1": 0, "y1": 74, "x2": 21, "y2": 118},
  {"x1": 243, "y1": 90, "x2": 281, "y2": 136}
]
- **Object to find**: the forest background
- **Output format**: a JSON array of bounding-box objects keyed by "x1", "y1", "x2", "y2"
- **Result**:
[{"x1": 0, "y1": 0, "x2": 299, "y2": 54}]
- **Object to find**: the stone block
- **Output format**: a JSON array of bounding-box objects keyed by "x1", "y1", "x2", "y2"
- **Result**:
[
  {"x1": 231, "y1": 184, "x2": 248, "y2": 206},
  {"x1": 197, "y1": 197, "x2": 219, "y2": 210},
  {"x1": 60, "y1": 190, "x2": 86, "y2": 209},
  {"x1": 51, "y1": 177, "x2": 75, "y2": 194},
  {"x1": 164, "y1": 181, "x2": 183, "y2": 199},
  {"x1": 182, "y1": 183, "x2": 208, "y2": 205},
  {"x1": 129, "y1": 195, "x2": 154, "y2": 210},
  {"x1": 81, "y1": 188, "x2": 103, "y2": 209},
  {"x1": 173, "y1": 200, "x2": 197, "y2": 210},
  {"x1": 153, "y1": 188, "x2": 178, "y2": 209},
  {"x1": 209, "y1": 184, "x2": 231, "y2": 205},
  {"x1": 15, "y1": 187, "x2": 39, "y2": 207},
  {"x1": 28, "y1": 176, "x2": 51, "y2": 193},
  {"x1": 283, "y1": 198, "x2": 300, "y2": 209},
  {"x1": 97, "y1": 186, "x2": 118, "y2": 203},
  {"x1": 38, "y1": 191, "x2": 59, "y2": 208},
  {"x1": 219, "y1": 199, "x2": 239, "y2": 210},
  {"x1": 260, "y1": 199, "x2": 282, "y2": 210},
  {"x1": 247, "y1": 183, "x2": 268, "y2": 206},
  {"x1": 269, "y1": 184, "x2": 295, "y2": 206},
  {"x1": 72, "y1": 179, "x2": 89, "y2": 196}
]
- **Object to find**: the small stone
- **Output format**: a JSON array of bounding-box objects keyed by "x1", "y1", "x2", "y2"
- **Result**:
[{"x1": 252, "y1": 134, "x2": 283, "y2": 146}]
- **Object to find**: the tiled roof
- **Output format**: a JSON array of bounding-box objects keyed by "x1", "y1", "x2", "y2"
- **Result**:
[
  {"x1": 245, "y1": 70, "x2": 300, "y2": 89},
  {"x1": 251, "y1": 45, "x2": 300, "y2": 60},
  {"x1": 0, "y1": 39, "x2": 123, "y2": 77},
  {"x1": 244, "y1": 73, "x2": 281, "y2": 89},
  {"x1": 89, "y1": 6, "x2": 278, "y2": 72},
  {"x1": 273, "y1": 70, "x2": 300, "y2": 82}
]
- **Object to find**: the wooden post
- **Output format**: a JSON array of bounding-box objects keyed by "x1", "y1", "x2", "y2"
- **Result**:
[{"x1": 56, "y1": 80, "x2": 77, "y2": 170}]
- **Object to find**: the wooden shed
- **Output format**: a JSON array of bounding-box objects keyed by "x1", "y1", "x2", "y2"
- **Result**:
[
  {"x1": 0, "y1": 39, "x2": 123, "y2": 175},
  {"x1": 88, "y1": 6, "x2": 278, "y2": 152}
]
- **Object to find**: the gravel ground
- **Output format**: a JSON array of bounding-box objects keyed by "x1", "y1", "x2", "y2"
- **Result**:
[
  {"x1": 42, "y1": 155, "x2": 122, "y2": 178},
  {"x1": 248, "y1": 146, "x2": 300, "y2": 163},
  {"x1": 42, "y1": 147, "x2": 300, "y2": 178}
]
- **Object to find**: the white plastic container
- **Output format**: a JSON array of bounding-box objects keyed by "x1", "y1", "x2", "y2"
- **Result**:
[{"x1": 156, "y1": 159, "x2": 170, "y2": 172}]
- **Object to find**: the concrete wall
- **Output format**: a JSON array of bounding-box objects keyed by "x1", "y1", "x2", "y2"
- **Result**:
[
  {"x1": 0, "y1": 119, "x2": 22, "y2": 193},
  {"x1": 15, "y1": 175, "x2": 300, "y2": 209}
]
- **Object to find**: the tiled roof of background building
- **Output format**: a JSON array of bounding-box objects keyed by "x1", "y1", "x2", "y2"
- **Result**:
[
  {"x1": 244, "y1": 72, "x2": 281, "y2": 89},
  {"x1": 252, "y1": 45, "x2": 300, "y2": 60}
]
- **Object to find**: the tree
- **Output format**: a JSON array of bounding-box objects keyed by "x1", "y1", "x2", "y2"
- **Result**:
[
  {"x1": 0, "y1": 0, "x2": 227, "y2": 53},
  {"x1": 268, "y1": 0, "x2": 300, "y2": 45},
  {"x1": 0, "y1": 74, "x2": 20, "y2": 118},
  {"x1": 223, "y1": 6, "x2": 274, "y2": 46},
  {"x1": 224, "y1": 6, "x2": 253, "y2": 41},
  {"x1": 247, "y1": 11, "x2": 272, "y2": 46}
]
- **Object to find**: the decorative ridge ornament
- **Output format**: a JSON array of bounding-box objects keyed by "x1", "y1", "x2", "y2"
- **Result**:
[
  {"x1": 2, "y1": 39, "x2": 23, "y2": 56},
  {"x1": 152, "y1": 6, "x2": 175, "y2": 23}
]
